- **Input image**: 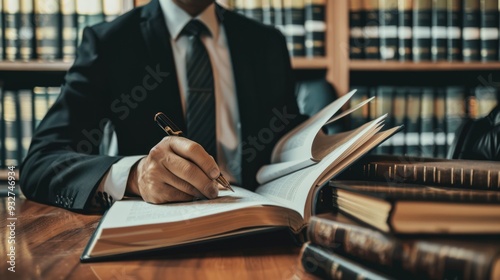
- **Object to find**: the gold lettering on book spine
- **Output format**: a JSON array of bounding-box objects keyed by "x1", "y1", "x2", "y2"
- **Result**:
[
  {"x1": 470, "y1": 169, "x2": 474, "y2": 186},
  {"x1": 433, "y1": 167, "x2": 437, "y2": 183},
  {"x1": 423, "y1": 166, "x2": 427, "y2": 182},
  {"x1": 451, "y1": 167, "x2": 454, "y2": 185},
  {"x1": 487, "y1": 170, "x2": 491, "y2": 188},
  {"x1": 461, "y1": 168, "x2": 464, "y2": 185}
]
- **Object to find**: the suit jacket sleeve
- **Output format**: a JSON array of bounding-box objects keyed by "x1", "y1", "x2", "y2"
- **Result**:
[{"x1": 20, "y1": 27, "x2": 123, "y2": 212}]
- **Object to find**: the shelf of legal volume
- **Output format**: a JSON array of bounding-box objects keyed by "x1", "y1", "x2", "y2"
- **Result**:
[
  {"x1": 0, "y1": 59, "x2": 328, "y2": 72},
  {"x1": 349, "y1": 60, "x2": 500, "y2": 72},
  {"x1": 291, "y1": 58, "x2": 329, "y2": 69},
  {"x1": 0, "y1": 61, "x2": 73, "y2": 72}
]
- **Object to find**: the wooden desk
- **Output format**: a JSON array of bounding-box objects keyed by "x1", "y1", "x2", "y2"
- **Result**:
[{"x1": 0, "y1": 198, "x2": 314, "y2": 279}]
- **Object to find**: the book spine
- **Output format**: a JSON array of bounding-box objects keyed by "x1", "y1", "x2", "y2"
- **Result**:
[
  {"x1": 245, "y1": 0, "x2": 264, "y2": 22},
  {"x1": 4, "y1": 90, "x2": 20, "y2": 166},
  {"x1": 262, "y1": 0, "x2": 274, "y2": 25},
  {"x1": 304, "y1": 0, "x2": 325, "y2": 57},
  {"x1": 480, "y1": 0, "x2": 499, "y2": 61},
  {"x1": 350, "y1": 0, "x2": 365, "y2": 59},
  {"x1": 412, "y1": 0, "x2": 432, "y2": 61},
  {"x1": 409, "y1": 241, "x2": 496, "y2": 280},
  {"x1": 18, "y1": 89, "x2": 33, "y2": 160},
  {"x1": 398, "y1": 0, "x2": 413, "y2": 61},
  {"x1": 284, "y1": 0, "x2": 305, "y2": 57},
  {"x1": 19, "y1": 0, "x2": 35, "y2": 61},
  {"x1": 34, "y1": 0, "x2": 61, "y2": 61},
  {"x1": 392, "y1": 87, "x2": 407, "y2": 155},
  {"x1": 307, "y1": 217, "x2": 498, "y2": 280},
  {"x1": 375, "y1": 86, "x2": 394, "y2": 154},
  {"x1": 463, "y1": 0, "x2": 481, "y2": 61},
  {"x1": 0, "y1": 1, "x2": 4, "y2": 61},
  {"x1": 447, "y1": 0, "x2": 462, "y2": 61},
  {"x1": 33, "y1": 86, "x2": 48, "y2": 130},
  {"x1": 364, "y1": 0, "x2": 380, "y2": 59},
  {"x1": 4, "y1": 0, "x2": 20, "y2": 61},
  {"x1": 234, "y1": 0, "x2": 245, "y2": 14},
  {"x1": 307, "y1": 217, "x2": 405, "y2": 272},
  {"x1": 300, "y1": 242, "x2": 392, "y2": 280},
  {"x1": 405, "y1": 88, "x2": 421, "y2": 156},
  {"x1": 103, "y1": 0, "x2": 123, "y2": 22},
  {"x1": 445, "y1": 86, "x2": 466, "y2": 150},
  {"x1": 0, "y1": 84, "x2": 4, "y2": 168},
  {"x1": 272, "y1": 0, "x2": 285, "y2": 32},
  {"x1": 76, "y1": 0, "x2": 105, "y2": 45},
  {"x1": 419, "y1": 87, "x2": 435, "y2": 157},
  {"x1": 61, "y1": 0, "x2": 77, "y2": 62},
  {"x1": 431, "y1": 0, "x2": 447, "y2": 61},
  {"x1": 379, "y1": 0, "x2": 399, "y2": 60},
  {"x1": 433, "y1": 88, "x2": 447, "y2": 158}
]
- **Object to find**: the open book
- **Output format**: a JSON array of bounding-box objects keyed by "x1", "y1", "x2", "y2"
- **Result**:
[{"x1": 81, "y1": 90, "x2": 403, "y2": 261}]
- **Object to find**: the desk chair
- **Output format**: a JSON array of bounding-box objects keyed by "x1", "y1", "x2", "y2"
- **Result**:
[
  {"x1": 447, "y1": 105, "x2": 500, "y2": 160},
  {"x1": 295, "y1": 79, "x2": 344, "y2": 134}
]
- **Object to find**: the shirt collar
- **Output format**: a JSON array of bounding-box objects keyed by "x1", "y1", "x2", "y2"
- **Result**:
[{"x1": 159, "y1": 0, "x2": 219, "y2": 40}]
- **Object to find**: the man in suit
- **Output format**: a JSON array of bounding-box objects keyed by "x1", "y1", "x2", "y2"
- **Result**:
[{"x1": 20, "y1": 0, "x2": 304, "y2": 212}]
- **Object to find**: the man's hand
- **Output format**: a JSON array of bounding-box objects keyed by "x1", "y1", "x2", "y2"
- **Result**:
[{"x1": 126, "y1": 137, "x2": 221, "y2": 203}]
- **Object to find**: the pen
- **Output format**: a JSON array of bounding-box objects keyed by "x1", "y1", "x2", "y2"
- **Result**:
[{"x1": 154, "y1": 112, "x2": 234, "y2": 192}]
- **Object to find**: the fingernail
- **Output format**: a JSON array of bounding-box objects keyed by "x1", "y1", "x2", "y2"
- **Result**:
[
  {"x1": 210, "y1": 168, "x2": 220, "y2": 179},
  {"x1": 205, "y1": 181, "x2": 218, "y2": 199}
]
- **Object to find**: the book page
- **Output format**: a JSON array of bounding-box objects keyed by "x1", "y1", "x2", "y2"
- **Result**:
[
  {"x1": 256, "y1": 158, "x2": 316, "y2": 184},
  {"x1": 256, "y1": 115, "x2": 386, "y2": 217},
  {"x1": 270, "y1": 90, "x2": 357, "y2": 163},
  {"x1": 101, "y1": 187, "x2": 283, "y2": 229}
]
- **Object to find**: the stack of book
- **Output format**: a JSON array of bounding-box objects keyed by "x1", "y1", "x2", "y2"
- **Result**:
[
  {"x1": 229, "y1": 0, "x2": 326, "y2": 57},
  {"x1": 0, "y1": 0, "x2": 134, "y2": 62},
  {"x1": 350, "y1": 85, "x2": 499, "y2": 157},
  {"x1": 300, "y1": 163, "x2": 500, "y2": 279},
  {"x1": 350, "y1": 0, "x2": 500, "y2": 62},
  {"x1": 0, "y1": 85, "x2": 60, "y2": 168}
]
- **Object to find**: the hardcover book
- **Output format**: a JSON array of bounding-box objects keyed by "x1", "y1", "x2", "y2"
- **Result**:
[
  {"x1": 308, "y1": 212, "x2": 500, "y2": 280},
  {"x1": 339, "y1": 154, "x2": 500, "y2": 191},
  {"x1": 329, "y1": 180, "x2": 500, "y2": 234},
  {"x1": 81, "y1": 90, "x2": 402, "y2": 261}
]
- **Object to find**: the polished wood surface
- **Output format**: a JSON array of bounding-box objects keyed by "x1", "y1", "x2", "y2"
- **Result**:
[{"x1": 0, "y1": 198, "x2": 315, "y2": 280}]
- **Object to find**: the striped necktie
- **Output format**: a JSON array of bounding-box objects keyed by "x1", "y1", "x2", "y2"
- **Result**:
[{"x1": 182, "y1": 20, "x2": 216, "y2": 158}]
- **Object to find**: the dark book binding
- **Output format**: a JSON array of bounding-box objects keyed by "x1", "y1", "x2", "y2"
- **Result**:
[
  {"x1": 342, "y1": 154, "x2": 500, "y2": 190},
  {"x1": 463, "y1": 0, "x2": 481, "y2": 61},
  {"x1": 405, "y1": 87, "x2": 421, "y2": 157},
  {"x1": 447, "y1": 0, "x2": 462, "y2": 61},
  {"x1": 363, "y1": 0, "x2": 380, "y2": 59},
  {"x1": 245, "y1": 0, "x2": 264, "y2": 23},
  {"x1": 308, "y1": 213, "x2": 500, "y2": 280},
  {"x1": 350, "y1": 0, "x2": 365, "y2": 59},
  {"x1": 262, "y1": 0, "x2": 274, "y2": 25},
  {"x1": 304, "y1": 0, "x2": 325, "y2": 57},
  {"x1": 19, "y1": 0, "x2": 35, "y2": 61},
  {"x1": 272, "y1": 0, "x2": 285, "y2": 32},
  {"x1": 398, "y1": 0, "x2": 413, "y2": 61},
  {"x1": 284, "y1": 0, "x2": 305, "y2": 57},
  {"x1": 34, "y1": 0, "x2": 61, "y2": 60},
  {"x1": 433, "y1": 88, "x2": 447, "y2": 158},
  {"x1": 61, "y1": 0, "x2": 77, "y2": 61},
  {"x1": 431, "y1": 0, "x2": 447, "y2": 61},
  {"x1": 412, "y1": 0, "x2": 432, "y2": 61},
  {"x1": 445, "y1": 86, "x2": 466, "y2": 152},
  {"x1": 419, "y1": 87, "x2": 435, "y2": 157},
  {"x1": 4, "y1": 0, "x2": 20, "y2": 61},
  {"x1": 479, "y1": 0, "x2": 499, "y2": 61},
  {"x1": 392, "y1": 87, "x2": 407, "y2": 155},
  {"x1": 300, "y1": 242, "x2": 392, "y2": 280},
  {"x1": 379, "y1": 0, "x2": 399, "y2": 60}
]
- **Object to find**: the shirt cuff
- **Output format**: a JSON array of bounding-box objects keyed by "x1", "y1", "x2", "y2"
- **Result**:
[{"x1": 101, "y1": 155, "x2": 145, "y2": 201}]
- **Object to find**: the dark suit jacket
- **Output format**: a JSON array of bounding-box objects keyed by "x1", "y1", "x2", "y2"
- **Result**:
[{"x1": 20, "y1": 0, "x2": 304, "y2": 212}]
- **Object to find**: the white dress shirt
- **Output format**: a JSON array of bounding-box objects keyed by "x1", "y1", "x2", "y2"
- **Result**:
[{"x1": 96, "y1": 0, "x2": 242, "y2": 205}]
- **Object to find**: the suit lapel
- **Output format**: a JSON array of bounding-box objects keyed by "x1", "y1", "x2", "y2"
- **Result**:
[{"x1": 140, "y1": 0, "x2": 186, "y2": 131}]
